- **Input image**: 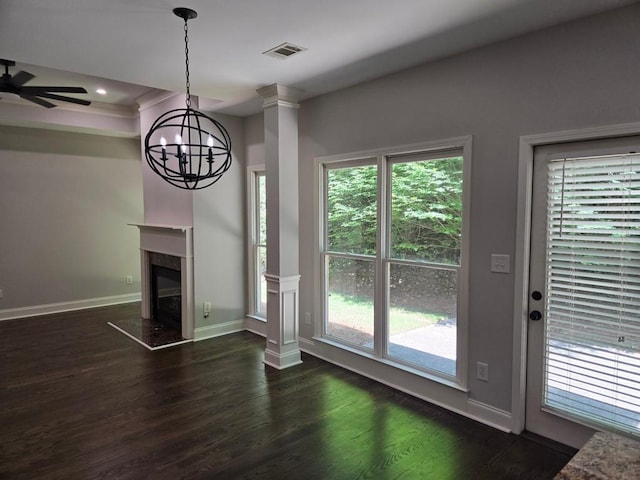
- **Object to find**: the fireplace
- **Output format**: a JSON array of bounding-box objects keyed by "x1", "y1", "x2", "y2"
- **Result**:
[
  {"x1": 131, "y1": 223, "x2": 194, "y2": 339},
  {"x1": 150, "y1": 256, "x2": 182, "y2": 331}
]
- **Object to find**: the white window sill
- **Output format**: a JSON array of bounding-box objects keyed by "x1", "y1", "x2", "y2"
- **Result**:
[{"x1": 312, "y1": 335, "x2": 468, "y2": 393}]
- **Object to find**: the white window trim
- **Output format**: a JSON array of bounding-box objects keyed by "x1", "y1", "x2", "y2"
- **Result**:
[
  {"x1": 314, "y1": 136, "x2": 472, "y2": 390},
  {"x1": 513, "y1": 121, "x2": 640, "y2": 435},
  {"x1": 246, "y1": 164, "x2": 266, "y2": 320}
]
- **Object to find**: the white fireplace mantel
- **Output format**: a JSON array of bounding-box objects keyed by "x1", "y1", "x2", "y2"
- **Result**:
[{"x1": 130, "y1": 223, "x2": 194, "y2": 339}]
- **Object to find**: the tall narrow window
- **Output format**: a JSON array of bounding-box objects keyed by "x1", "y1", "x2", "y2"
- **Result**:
[
  {"x1": 319, "y1": 141, "x2": 469, "y2": 384},
  {"x1": 248, "y1": 167, "x2": 266, "y2": 318},
  {"x1": 386, "y1": 155, "x2": 462, "y2": 376},
  {"x1": 324, "y1": 161, "x2": 377, "y2": 349}
]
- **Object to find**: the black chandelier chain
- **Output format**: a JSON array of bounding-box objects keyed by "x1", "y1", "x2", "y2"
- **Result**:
[
  {"x1": 143, "y1": 6, "x2": 232, "y2": 190},
  {"x1": 183, "y1": 16, "x2": 191, "y2": 108}
]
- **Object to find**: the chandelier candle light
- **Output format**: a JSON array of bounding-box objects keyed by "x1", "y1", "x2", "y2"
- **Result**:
[{"x1": 144, "y1": 7, "x2": 232, "y2": 190}]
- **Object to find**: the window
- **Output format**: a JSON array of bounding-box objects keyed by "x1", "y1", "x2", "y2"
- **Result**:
[
  {"x1": 248, "y1": 166, "x2": 266, "y2": 318},
  {"x1": 325, "y1": 161, "x2": 377, "y2": 348},
  {"x1": 319, "y1": 139, "x2": 470, "y2": 384}
]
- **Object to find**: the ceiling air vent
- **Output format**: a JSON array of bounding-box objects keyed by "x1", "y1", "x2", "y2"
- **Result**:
[{"x1": 263, "y1": 42, "x2": 307, "y2": 60}]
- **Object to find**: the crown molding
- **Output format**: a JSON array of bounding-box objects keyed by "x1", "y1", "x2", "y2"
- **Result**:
[
  {"x1": 136, "y1": 89, "x2": 181, "y2": 111},
  {"x1": 257, "y1": 84, "x2": 301, "y2": 109}
]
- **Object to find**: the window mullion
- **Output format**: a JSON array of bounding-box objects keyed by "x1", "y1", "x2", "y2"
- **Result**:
[{"x1": 375, "y1": 154, "x2": 388, "y2": 358}]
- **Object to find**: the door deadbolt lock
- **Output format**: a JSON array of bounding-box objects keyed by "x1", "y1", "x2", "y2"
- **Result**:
[
  {"x1": 531, "y1": 291, "x2": 542, "y2": 301},
  {"x1": 529, "y1": 310, "x2": 542, "y2": 321}
]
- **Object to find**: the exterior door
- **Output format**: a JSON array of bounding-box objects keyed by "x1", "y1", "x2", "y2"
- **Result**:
[{"x1": 525, "y1": 136, "x2": 640, "y2": 448}]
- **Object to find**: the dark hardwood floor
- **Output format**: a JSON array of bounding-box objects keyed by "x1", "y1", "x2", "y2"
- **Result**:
[{"x1": 0, "y1": 303, "x2": 574, "y2": 479}]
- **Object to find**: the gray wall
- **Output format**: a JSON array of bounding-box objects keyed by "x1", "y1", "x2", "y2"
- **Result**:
[
  {"x1": 244, "y1": 114, "x2": 265, "y2": 169},
  {"x1": 140, "y1": 94, "x2": 194, "y2": 226},
  {"x1": 193, "y1": 113, "x2": 246, "y2": 328},
  {"x1": 0, "y1": 126, "x2": 143, "y2": 311},
  {"x1": 245, "y1": 4, "x2": 640, "y2": 414}
]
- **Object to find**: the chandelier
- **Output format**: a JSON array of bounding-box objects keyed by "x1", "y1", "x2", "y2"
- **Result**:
[{"x1": 144, "y1": 7, "x2": 232, "y2": 190}]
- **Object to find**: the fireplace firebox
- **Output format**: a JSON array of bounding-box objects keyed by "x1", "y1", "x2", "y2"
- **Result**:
[
  {"x1": 151, "y1": 264, "x2": 182, "y2": 331},
  {"x1": 148, "y1": 252, "x2": 183, "y2": 332}
]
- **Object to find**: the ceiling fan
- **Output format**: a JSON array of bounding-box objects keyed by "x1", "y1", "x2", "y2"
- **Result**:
[{"x1": 0, "y1": 59, "x2": 91, "y2": 108}]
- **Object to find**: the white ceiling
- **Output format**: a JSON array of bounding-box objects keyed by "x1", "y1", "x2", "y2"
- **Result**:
[{"x1": 0, "y1": 0, "x2": 637, "y2": 117}]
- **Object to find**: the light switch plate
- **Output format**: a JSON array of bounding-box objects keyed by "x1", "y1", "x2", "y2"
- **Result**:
[{"x1": 491, "y1": 254, "x2": 510, "y2": 274}]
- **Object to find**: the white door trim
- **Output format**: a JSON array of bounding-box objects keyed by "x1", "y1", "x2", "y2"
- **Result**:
[{"x1": 512, "y1": 121, "x2": 640, "y2": 434}]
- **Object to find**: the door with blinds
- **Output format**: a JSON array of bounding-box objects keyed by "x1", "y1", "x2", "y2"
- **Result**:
[{"x1": 526, "y1": 136, "x2": 640, "y2": 448}]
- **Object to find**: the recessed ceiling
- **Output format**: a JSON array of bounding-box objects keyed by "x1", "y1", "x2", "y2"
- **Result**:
[
  {"x1": 0, "y1": 0, "x2": 636, "y2": 117},
  {"x1": 0, "y1": 61, "x2": 151, "y2": 108}
]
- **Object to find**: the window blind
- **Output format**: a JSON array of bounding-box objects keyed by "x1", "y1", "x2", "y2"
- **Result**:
[{"x1": 544, "y1": 153, "x2": 640, "y2": 436}]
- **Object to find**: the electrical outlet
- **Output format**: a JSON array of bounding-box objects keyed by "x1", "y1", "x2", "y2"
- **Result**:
[
  {"x1": 305, "y1": 312, "x2": 311, "y2": 325},
  {"x1": 477, "y1": 362, "x2": 489, "y2": 382},
  {"x1": 125, "y1": 275, "x2": 133, "y2": 285},
  {"x1": 203, "y1": 301, "x2": 212, "y2": 314}
]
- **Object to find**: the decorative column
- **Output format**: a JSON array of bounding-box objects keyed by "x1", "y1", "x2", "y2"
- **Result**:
[{"x1": 257, "y1": 84, "x2": 302, "y2": 369}]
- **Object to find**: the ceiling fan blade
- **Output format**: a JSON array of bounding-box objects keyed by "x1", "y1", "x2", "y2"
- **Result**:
[
  {"x1": 11, "y1": 70, "x2": 35, "y2": 87},
  {"x1": 20, "y1": 86, "x2": 88, "y2": 94},
  {"x1": 37, "y1": 92, "x2": 91, "y2": 106},
  {"x1": 20, "y1": 94, "x2": 56, "y2": 108}
]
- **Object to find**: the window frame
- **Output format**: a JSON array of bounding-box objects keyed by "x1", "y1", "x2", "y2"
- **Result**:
[
  {"x1": 247, "y1": 165, "x2": 266, "y2": 320},
  {"x1": 315, "y1": 137, "x2": 471, "y2": 388},
  {"x1": 321, "y1": 157, "x2": 379, "y2": 350}
]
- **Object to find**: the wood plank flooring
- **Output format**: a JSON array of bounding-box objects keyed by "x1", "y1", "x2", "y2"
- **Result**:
[{"x1": 0, "y1": 303, "x2": 574, "y2": 479}]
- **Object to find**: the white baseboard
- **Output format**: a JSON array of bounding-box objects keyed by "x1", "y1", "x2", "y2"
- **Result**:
[
  {"x1": 243, "y1": 316, "x2": 266, "y2": 337},
  {"x1": 466, "y1": 399, "x2": 512, "y2": 432},
  {"x1": 298, "y1": 337, "x2": 315, "y2": 349},
  {"x1": 194, "y1": 319, "x2": 245, "y2": 341},
  {"x1": 300, "y1": 337, "x2": 513, "y2": 434},
  {"x1": 0, "y1": 293, "x2": 141, "y2": 321}
]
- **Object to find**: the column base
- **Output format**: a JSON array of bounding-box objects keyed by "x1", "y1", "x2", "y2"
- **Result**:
[
  {"x1": 263, "y1": 273, "x2": 302, "y2": 370},
  {"x1": 264, "y1": 346, "x2": 303, "y2": 370}
]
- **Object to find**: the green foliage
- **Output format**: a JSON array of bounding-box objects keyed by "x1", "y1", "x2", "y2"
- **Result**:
[
  {"x1": 391, "y1": 158, "x2": 462, "y2": 264},
  {"x1": 327, "y1": 165, "x2": 378, "y2": 255},
  {"x1": 258, "y1": 174, "x2": 266, "y2": 244},
  {"x1": 326, "y1": 157, "x2": 463, "y2": 265}
]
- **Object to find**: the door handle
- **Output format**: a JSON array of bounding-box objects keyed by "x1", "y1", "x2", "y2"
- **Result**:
[{"x1": 529, "y1": 310, "x2": 542, "y2": 321}]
